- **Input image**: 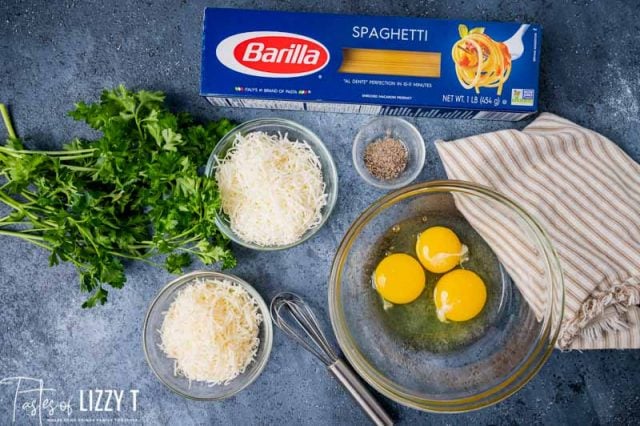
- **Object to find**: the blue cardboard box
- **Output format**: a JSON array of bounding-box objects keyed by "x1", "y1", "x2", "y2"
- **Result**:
[{"x1": 201, "y1": 8, "x2": 541, "y2": 121}]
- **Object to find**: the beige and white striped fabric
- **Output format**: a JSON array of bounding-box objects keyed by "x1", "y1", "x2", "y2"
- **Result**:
[{"x1": 435, "y1": 113, "x2": 640, "y2": 350}]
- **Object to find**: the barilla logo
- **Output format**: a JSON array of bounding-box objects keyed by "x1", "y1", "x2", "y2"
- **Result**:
[{"x1": 216, "y1": 31, "x2": 330, "y2": 78}]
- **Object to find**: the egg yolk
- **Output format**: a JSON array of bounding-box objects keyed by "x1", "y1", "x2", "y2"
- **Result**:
[
  {"x1": 416, "y1": 226, "x2": 466, "y2": 273},
  {"x1": 374, "y1": 253, "x2": 425, "y2": 304},
  {"x1": 434, "y1": 269, "x2": 487, "y2": 322}
]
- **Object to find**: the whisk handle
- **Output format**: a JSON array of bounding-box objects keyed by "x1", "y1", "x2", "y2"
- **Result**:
[{"x1": 328, "y1": 359, "x2": 394, "y2": 426}]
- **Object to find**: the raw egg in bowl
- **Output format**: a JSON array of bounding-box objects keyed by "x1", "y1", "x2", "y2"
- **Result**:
[{"x1": 329, "y1": 181, "x2": 563, "y2": 412}]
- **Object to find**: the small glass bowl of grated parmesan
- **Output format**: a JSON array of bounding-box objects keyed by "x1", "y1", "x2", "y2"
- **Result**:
[
  {"x1": 205, "y1": 118, "x2": 338, "y2": 250},
  {"x1": 143, "y1": 271, "x2": 272, "y2": 400}
]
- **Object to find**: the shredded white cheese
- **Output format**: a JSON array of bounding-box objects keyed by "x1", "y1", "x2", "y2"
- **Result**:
[
  {"x1": 215, "y1": 131, "x2": 328, "y2": 246},
  {"x1": 159, "y1": 278, "x2": 262, "y2": 385}
]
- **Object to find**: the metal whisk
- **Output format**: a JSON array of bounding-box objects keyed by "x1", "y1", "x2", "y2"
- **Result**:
[{"x1": 270, "y1": 292, "x2": 393, "y2": 426}]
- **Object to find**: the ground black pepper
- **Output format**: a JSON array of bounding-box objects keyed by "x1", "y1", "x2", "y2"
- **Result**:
[{"x1": 363, "y1": 136, "x2": 408, "y2": 180}]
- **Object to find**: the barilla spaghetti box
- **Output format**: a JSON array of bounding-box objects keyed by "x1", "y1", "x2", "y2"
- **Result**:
[{"x1": 201, "y1": 8, "x2": 541, "y2": 121}]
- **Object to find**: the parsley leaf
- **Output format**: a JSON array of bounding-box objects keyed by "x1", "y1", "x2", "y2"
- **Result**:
[{"x1": 165, "y1": 253, "x2": 192, "y2": 274}]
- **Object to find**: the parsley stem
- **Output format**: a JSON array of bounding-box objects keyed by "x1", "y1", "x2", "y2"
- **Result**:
[
  {"x1": 0, "y1": 221, "x2": 32, "y2": 226},
  {"x1": 140, "y1": 228, "x2": 197, "y2": 245},
  {"x1": 61, "y1": 165, "x2": 97, "y2": 172},
  {"x1": 0, "y1": 146, "x2": 97, "y2": 155},
  {"x1": 106, "y1": 250, "x2": 159, "y2": 266},
  {"x1": 73, "y1": 222, "x2": 100, "y2": 253},
  {"x1": 16, "y1": 227, "x2": 48, "y2": 233},
  {"x1": 19, "y1": 191, "x2": 36, "y2": 202},
  {"x1": 177, "y1": 247, "x2": 198, "y2": 255},
  {"x1": 0, "y1": 228, "x2": 48, "y2": 244},
  {"x1": 129, "y1": 244, "x2": 152, "y2": 249},
  {"x1": 0, "y1": 191, "x2": 57, "y2": 228},
  {"x1": 58, "y1": 153, "x2": 96, "y2": 161},
  {"x1": 181, "y1": 235, "x2": 201, "y2": 245},
  {"x1": 0, "y1": 104, "x2": 17, "y2": 139},
  {"x1": 0, "y1": 190, "x2": 32, "y2": 216},
  {"x1": 0, "y1": 212, "x2": 53, "y2": 230},
  {"x1": 134, "y1": 103, "x2": 145, "y2": 141}
]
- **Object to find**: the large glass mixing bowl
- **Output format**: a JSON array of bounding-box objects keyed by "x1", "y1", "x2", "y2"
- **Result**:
[{"x1": 329, "y1": 181, "x2": 563, "y2": 412}]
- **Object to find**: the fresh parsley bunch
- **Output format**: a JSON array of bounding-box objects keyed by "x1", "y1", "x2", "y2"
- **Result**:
[{"x1": 0, "y1": 86, "x2": 236, "y2": 307}]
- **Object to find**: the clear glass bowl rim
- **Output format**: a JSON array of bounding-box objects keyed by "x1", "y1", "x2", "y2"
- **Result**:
[
  {"x1": 328, "y1": 180, "x2": 564, "y2": 412},
  {"x1": 142, "y1": 270, "x2": 273, "y2": 401},
  {"x1": 204, "y1": 118, "x2": 339, "y2": 251}
]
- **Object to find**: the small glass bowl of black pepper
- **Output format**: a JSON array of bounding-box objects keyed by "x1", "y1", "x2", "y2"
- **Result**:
[{"x1": 353, "y1": 117, "x2": 426, "y2": 190}]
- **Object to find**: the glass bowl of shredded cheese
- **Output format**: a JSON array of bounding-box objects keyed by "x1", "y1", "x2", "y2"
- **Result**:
[
  {"x1": 205, "y1": 118, "x2": 338, "y2": 250},
  {"x1": 143, "y1": 271, "x2": 273, "y2": 400}
]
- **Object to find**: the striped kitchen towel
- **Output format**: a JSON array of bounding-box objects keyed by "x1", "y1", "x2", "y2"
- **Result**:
[{"x1": 435, "y1": 113, "x2": 640, "y2": 350}]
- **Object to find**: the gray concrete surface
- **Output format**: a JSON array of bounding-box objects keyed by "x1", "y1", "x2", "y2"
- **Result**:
[{"x1": 1, "y1": 0, "x2": 639, "y2": 424}]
